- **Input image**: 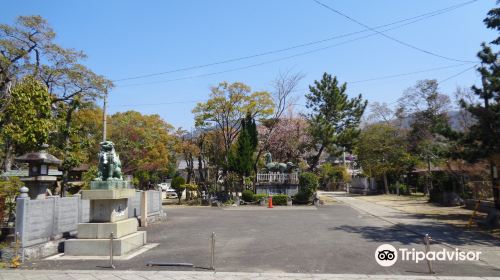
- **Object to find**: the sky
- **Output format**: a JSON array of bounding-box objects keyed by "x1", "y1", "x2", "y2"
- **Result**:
[{"x1": 2, "y1": 0, "x2": 496, "y2": 129}]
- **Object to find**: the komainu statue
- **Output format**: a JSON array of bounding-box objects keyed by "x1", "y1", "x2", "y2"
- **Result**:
[
  {"x1": 95, "y1": 141, "x2": 123, "y2": 181},
  {"x1": 263, "y1": 152, "x2": 297, "y2": 173}
]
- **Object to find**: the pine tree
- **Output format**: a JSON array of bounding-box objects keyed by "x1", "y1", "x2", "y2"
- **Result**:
[
  {"x1": 461, "y1": 4, "x2": 500, "y2": 210},
  {"x1": 305, "y1": 72, "x2": 367, "y2": 170}
]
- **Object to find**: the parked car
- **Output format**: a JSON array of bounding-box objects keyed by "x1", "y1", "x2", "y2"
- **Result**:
[
  {"x1": 165, "y1": 191, "x2": 178, "y2": 199},
  {"x1": 157, "y1": 182, "x2": 171, "y2": 191}
]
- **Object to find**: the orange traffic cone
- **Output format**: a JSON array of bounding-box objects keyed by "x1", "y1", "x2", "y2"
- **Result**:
[{"x1": 268, "y1": 196, "x2": 273, "y2": 208}]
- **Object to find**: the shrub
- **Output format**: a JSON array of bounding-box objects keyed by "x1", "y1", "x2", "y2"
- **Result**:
[
  {"x1": 296, "y1": 172, "x2": 318, "y2": 201},
  {"x1": 253, "y1": 193, "x2": 267, "y2": 202},
  {"x1": 242, "y1": 189, "x2": 254, "y2": 202},
  {"x1": 171, "y1": 176, "x2": 186, "y2": 204},
  {"x1": 271, "y1": 194, "x2": 288, "y2": 205},
  {"x1": 293, "y1": 191, "x2": 311, "y2": 203}
]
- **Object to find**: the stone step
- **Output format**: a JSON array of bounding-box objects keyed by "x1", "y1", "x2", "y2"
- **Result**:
[
  {"x1": 77, "y1": 218, "x2": 138, "y2": 239},
  {"x1": 64, "y1": 231, "x2": 146, "y2": 256}
]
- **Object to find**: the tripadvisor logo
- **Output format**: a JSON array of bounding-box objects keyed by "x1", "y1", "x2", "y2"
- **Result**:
[{"x1": 375, "y1": 244, "x2": 481, "y2": 267}]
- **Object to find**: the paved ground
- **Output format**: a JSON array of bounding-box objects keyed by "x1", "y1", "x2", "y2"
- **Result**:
[
  {"x1": 326, "y1": 192, "x2": 500, "y2": 271},
  {"x1": 17, "y1": 195, "x2": 500, "y2": 277},
  {"x1": 1, "y1": 270, "x2": 500, "y2": 280}
]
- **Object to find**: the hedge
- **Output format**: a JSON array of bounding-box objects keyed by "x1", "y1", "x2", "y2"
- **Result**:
[
  {"x1": 253, "y1": 194, "x2": 268, "y2": 202},
  {"x1": 271, "y1": 194, "x2": 288, "y2": 205}
]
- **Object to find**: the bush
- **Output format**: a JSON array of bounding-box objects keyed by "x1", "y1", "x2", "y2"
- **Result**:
[
  {"x1": 271, "y1": 194, "x2": 288, "y2": 205},
  {"x1": 296, "y1": 172, "x2": 318, "y2": 202},
  {"x1": 171, "y1": 176, "x2": 186, "y2": 204},
  {"x1": 242, "y1": 189, "x2": 254, "y2": 202},
  {"x1": 293, "y1": 191, "x2": 311, "y2": 203},
  {"x1": 253, "y1": 193, "x2": 268, "y2": 202},
  {"x1": 389, "y1": 183, "x2": 408, "y2": 195}
]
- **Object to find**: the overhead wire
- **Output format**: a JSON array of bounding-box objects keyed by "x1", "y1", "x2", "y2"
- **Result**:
[
  {"x1": 313, "y1": 0, "x2": 476, "y2": 63},
  {"x1": 112, "y1": 0, "x2": 478, "y2": 83}
]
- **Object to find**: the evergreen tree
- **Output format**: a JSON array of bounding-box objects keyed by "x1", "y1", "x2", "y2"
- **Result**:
[
  {"x1": 305, "y1": 72, "x2": 367, "y2": 170},
  {"x1": 461, "y1": 4, "x2": 500, "y2": 209},
  {"x1": 229, "y1": 113, "x2": 257, "y2": 177}
]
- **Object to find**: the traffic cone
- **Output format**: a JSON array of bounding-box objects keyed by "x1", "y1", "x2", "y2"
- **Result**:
[{"x1": 268, "y1": 196, "x2": 273, "y2": 208}]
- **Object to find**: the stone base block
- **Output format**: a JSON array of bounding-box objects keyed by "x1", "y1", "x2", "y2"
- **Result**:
[
  {"x1": 89, "y1": 199, "x2": 128, "y2": 222},
  {"x1": 77, "y1": 218, "x2": 138, "y2": 239},
  {"x1": 90, "y1": 180, "x2": 130, "y2": 190},
  {"x1": 82, "y1": 189, "x2": 136, "y2": 200},
  {"x1": 64, "y1": 231, "x2": 147, "y2": 256}
]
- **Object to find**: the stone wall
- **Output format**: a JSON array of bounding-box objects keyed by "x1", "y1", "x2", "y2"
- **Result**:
[
  {"x1": 127, "y1": 190, "x2": 164, "y2": 223},
  {"x1": 349, "y1": 177, "x2": 377, "y2": 194},
  {"x1": 15, "y1": 190, "x2": 164, "y2": 260}
]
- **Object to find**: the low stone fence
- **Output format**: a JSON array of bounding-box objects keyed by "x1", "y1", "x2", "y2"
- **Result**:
[
  {"x1": 349, "y1": 177, "x2": 377, "y2": 195},
  {"x1": 128, "y1": 190, "x2": 164, "y2": 223},
  {"x1": 15, "y1": 190, "x2": 164, "y2": 260}
]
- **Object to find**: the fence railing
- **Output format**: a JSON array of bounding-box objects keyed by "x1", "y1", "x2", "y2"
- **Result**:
[{"x1": 256, "y1": 172, "x2": 298, "y2": 184}]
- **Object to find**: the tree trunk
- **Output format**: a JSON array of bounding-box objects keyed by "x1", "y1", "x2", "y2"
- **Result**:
[
  {"x1": 61, "y1": 106, "x2": 76, "y2": 197},
  {"x1": 383, "y1": 172, "x2": 389, "y2": 194},
  {"x1": 3, "y1": 141, "x2": 14, "y2": 172},
  {"x1": 309, "y1": 144, "x2": 325, "y2": 171},
  {"x1": 197, "y1": 155, "x2": 205, "y2": 183},
  {"x1": 425, "y1": 159, "x2": 432, "y2": 196},
  {"x1": 490, "y1": 160, "x2": 500, "y2": 210}
]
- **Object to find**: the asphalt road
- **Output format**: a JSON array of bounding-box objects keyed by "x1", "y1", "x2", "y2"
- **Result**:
[{"x1": 25, "y1": 204, "x2": 500, "y2": 276}]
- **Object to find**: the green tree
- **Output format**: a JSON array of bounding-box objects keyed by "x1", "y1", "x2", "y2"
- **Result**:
[
  {"x1": 305, "y1": 73, "x2": 367, "y2": 170},
  {"x1": 192, "y1": 81, "x2": 273, "y2": 189},
  {"x1": 171, "y1": 176, "x2": 186, "y2": 204},
  {"x1": 460, "y1": 4, "x2": 500, "y2": 209},
  {"x1": 398, "y1": 80, "x2": 453, "y2": 195},
  {"x1": 229, "y1": 113, "x2": 257, "y2": 178},
  {"x1": 0, "y1": 15, "x2": 112, "y2": 193},
  {"x1": 318, "y1": 163, "x2": 350, "y2": 189},
  {"x1": 0, "y1": 76, "x2": 53, "y2": 170},
  {"x1": 355, "y1": 123, "x2": 414, "y2": 194},
  {"x1": 0, "y1": 16, "x2": 55, "y2": 94},
  {"x1": 109, "y1": 111, "x2": 174, "y2": 189},
  {"x1": 0, "y1": 176, "x2": 21, "y2": 226}
]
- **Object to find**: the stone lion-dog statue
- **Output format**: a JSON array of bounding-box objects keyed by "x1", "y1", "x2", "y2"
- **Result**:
[{"x1": 95, "y1": 141, "x2": 123, "y2": 181}]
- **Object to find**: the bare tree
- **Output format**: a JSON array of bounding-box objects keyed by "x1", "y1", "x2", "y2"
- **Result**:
[
  {"x1": 454, "y1": 86, "x2": 477, "y2": 132},
  {"x1": 253, "y1": 71, "x2": 304, "y2": 174},
  {"x1": 367, "y1": 101, "x2": 395, "y2": 124}
]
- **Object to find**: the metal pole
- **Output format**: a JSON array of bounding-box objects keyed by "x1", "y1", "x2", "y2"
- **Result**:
[
  {"x1": 424, "y1": 234, "x2": 434, "y2": 274},
  {"x1": 102, "y1": 93, "x2": 107, "y2": 142},
  {"x1": 210, "y1": 232, "x2": 215, "y2": 270},
  {"x1": 109, "y1": 232, "x2": 115, "y2": 269}
]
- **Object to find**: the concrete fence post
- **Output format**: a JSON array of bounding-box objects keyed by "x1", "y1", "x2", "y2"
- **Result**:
[
  {"x1": 15, "y1": 194, "x2": 30, "y2": 249},
  {"x1": 74, "y1": 194, "x2": 82, "y2": 223},
  {"x1": 50, "y1": 196, "x2": 60, "y2": 239},
  {"x1": 140, "y1": 191, "x2": 148, "y2": 227}
]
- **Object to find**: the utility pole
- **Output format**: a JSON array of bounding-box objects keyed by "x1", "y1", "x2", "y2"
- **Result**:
[{"x1": 102, "y1": 93, "x2": 107, "y2": 142}]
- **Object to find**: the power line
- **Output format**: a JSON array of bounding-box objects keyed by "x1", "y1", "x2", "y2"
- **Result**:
[
  {"x1": 112, "y1": 0, "x2": 477, "y2": 83},
  {"x1": 117, "y1": 17, "x2": 478, "y2": 88},
  {"x1": 313, "y1": 0, "x2": 476, "y2": 63},
  {"x1": 438, "y1": 64, "x2": 478, "y2": 84},
  {"x1": 348, "y1": 63, "x2": 474, "y2": 84},
  {"x1": 111, "y1": 65, "x2": 478, "y2": 108},
  {"x1": 109, "y1": 100, "x2": 205, "y2": 108}
]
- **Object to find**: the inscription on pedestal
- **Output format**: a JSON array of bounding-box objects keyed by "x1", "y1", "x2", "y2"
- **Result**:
[{"x1": 90, "y1": 198, "x2": 128, "y2": 223}]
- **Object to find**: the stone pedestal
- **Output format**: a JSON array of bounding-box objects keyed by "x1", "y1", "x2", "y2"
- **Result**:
[
  {"x1": 21, "y1": 176, "x2": 57, "y2": 200},
  {"x1": 65, "y1": 181, "x2": 147, "y2": 256}
]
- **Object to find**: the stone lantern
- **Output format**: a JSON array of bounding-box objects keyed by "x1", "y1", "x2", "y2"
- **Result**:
[{"x1": 15, "y1": 144, "x2": 61, "y2": 199}]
